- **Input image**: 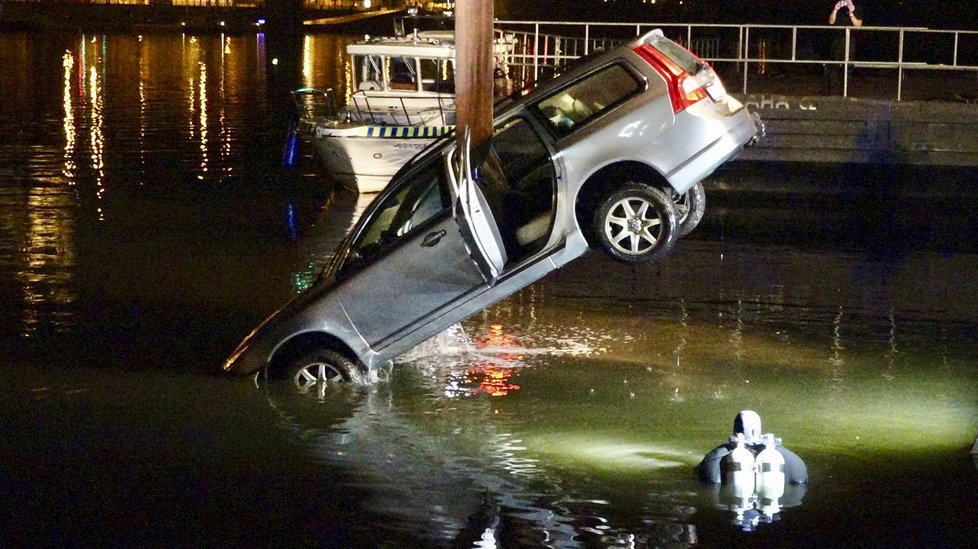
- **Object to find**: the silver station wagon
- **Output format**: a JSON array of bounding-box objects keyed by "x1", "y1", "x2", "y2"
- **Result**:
[{"x1": 224, "y1": 29, "x2": 762, "y2": 389}]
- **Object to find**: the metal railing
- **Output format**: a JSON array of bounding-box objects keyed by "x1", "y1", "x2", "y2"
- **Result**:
[
  {"x1": 495, "y1": 20, "x2": 978, "y2": 101},
  {"x1": 291, "y1": 87, "x2": 455, "y2": 126}
]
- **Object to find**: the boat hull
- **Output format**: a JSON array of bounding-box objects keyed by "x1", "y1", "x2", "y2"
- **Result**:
[{"x1": 305, "y1": 124, "x2": 452, "y2": 193}]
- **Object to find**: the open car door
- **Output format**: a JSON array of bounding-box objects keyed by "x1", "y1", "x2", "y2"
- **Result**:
[{"x1": 449, "y1": 129, "x2": 508, "y2": 286}]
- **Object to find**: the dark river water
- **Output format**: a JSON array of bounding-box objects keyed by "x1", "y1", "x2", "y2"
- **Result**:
[{"x1": 2, "y1": 29, "x2": 977, "y2": 547}]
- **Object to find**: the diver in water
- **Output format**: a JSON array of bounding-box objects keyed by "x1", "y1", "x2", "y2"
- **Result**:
[{"x1": 696, "y1": 410, "x2": 808, "y2": 485}]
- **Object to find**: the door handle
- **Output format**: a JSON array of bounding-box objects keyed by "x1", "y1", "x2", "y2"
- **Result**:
[{"x1": 421, "y1": 229, "x2": 447, "y2": 247}]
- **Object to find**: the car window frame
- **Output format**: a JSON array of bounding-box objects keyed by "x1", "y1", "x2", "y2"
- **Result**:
[
  {"x1": 531, "y1": 60, "x2": 647, "y2": 138},
  {"x1": 446, "y1": 113, "x2": 563, "y2": 272},
  {"x1": 333, "y1": 150, "x2": 453, "y2": 280}
]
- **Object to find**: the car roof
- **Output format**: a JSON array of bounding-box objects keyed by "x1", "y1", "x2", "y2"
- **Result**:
[{"x1": 498, "y1": 31, "x2": 658, "y2": 110}]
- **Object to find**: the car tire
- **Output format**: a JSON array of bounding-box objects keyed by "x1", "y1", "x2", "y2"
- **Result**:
[
  {"x1": 674, "y1": 181, "x2": 706, "y2": 238},
  {"x1": 593, "y1": 183, "x2": 679, "y2": 264},
  {"x1": 285, "y1": 348, "x2": 365, "y2": 393}
]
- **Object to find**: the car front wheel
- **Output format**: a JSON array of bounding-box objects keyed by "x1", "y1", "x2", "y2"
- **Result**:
[
  {"x1": 285, "y1": 349, "x2": 365, "y2": 393},
  {"x1": 674, "y1": 181, "x2": 706, "y2": 238},
  {"x1": 593, "y1": 183, "x2": 679, "y2": 264}
]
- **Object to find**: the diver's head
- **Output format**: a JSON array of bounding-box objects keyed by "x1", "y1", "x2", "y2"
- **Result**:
[{"x1": 732, "y1": 410, "x2": 763, "y2": 443}]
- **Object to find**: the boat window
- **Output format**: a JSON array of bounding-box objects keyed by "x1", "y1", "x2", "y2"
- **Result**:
[
  {"x1": 420, "y1": 58, "x2": 455, "y2": 93},
  {"x1": 345, "y1": 159, "x2": 451, "y2": 267},
  {"x1": 355, "y1": 55, "x2": 385, "y2": 90},
  {"x1": 388, "y1": 56, "x2": 418, "y2": 91},
  {"x1": 535, "y1": 63, "x2": 642, "y2": 136}
]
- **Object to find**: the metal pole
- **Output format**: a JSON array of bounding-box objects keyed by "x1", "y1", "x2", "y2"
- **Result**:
[
  {"x1": 843, "y1": 29, "x2": 849, "y2": 97},
  {"x1": 791, "y1": 26, "x2": 797, "y2": 61},
  {"x1": 533, "y1": 23, "x2": 540, "y2": 85},
  {"x1": 742, "y1": 26, "x2": 749, "y2": 95},
  {"x1": 897, "y1": 28, "x2": 904, "y2": 101},
  {"x1": 954, "y1": 31, "x2": 959, "y2": 67}
]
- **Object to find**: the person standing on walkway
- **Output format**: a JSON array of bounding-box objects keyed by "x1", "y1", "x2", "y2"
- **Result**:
[{"x1": 825, "y1": 0, "x2": 864, "y2": 95}]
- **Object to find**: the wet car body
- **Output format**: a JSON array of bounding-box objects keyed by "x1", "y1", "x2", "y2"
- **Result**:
[{"x1": 225, "y1": 29, "x2": 761, "y2": 385}]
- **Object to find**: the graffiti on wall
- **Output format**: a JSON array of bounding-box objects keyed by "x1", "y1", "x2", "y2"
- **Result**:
[{"x1": 744, "y1": 95, "x2": 819, "y2": 111}]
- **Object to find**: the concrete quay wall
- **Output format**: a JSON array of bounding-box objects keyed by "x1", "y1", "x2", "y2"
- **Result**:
[{"x1": 734, "y1": 94, "x2": 978, "y2": 167}]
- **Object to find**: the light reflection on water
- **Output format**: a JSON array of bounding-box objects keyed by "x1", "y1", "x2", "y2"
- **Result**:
[{"x1": 1, "y1": 29, "x2": 977, "y2": 547}]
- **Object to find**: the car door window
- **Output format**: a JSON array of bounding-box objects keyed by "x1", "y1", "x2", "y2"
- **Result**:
[
  {"x1": 536, "y1": 63, "x2": 642, "y2": 136},
  {"x1": 345, "y1": 160, "x2": 450, "y2": 269}
]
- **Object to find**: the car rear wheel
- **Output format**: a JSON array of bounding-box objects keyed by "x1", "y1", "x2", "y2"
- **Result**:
[
  {"x1": 593, "y1": 183, "x2": 679, "y2": 264},
  {"x1": 285, "y1": 349, "x2": 365, "y2": 393},
  {"x1": 674, "y1": 181, "x2": 706, "y2": 238}
]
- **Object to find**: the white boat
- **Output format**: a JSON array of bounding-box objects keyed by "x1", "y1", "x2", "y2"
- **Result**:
[{"x1": 290, "y1": 29, "x2": 514, "y2": 194}]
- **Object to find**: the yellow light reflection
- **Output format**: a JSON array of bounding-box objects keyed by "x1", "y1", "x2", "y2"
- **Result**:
[
  {"x1": 62, "y1": 52, "x2": 76, "y2": 180},
  {"x1": 303, "y1": 35, "x2": 313, "y2": 84},
  {"x1": 199, "y1": 61, "x2": 208, "y2": 176},
  {"x1": 344, "y1": 46, "x2": 354, "y2": 106},
  {"x1": 88, "y1": 64, "x2": 105, "y2": 221},
  {"x1": 188, "y1": 71, "x2": 195, "y2": 140},
  {"x1": 219, "y1": 38, "x2": 230, "y2": 175},
  {"x1": 186, "y1": 35, "x2": 198, "y2": 145},
  {"x1": 18, "y1": 47, "x2": 81, "y2": 337}
]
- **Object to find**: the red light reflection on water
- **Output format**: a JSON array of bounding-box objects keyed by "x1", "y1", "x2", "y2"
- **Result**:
[
  {"x1": 463, "y1": 364, "x2": 521, "y2": 397},
  {"x1": 455, "y1": 323, "x2": 523, "y2": 397}
]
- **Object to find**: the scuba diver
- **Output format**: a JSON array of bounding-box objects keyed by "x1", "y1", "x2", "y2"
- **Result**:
[
  {"x1": 696, "y1": 410, "x2": 808, "y2": 485},
  {"x1": 697, "y1": 410, "x2": 808, "y2": 530}
]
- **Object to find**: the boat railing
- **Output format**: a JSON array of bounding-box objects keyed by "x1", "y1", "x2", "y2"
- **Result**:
[
  {"x1": 291, "y1": 87, "x2": 339, "y2": 120},
  {"x1": 348, "y1": 91, "x2": 455, "y2": 126},
  {"x1": 494, "y1": 20, "x2": 978, "y2": 101}
]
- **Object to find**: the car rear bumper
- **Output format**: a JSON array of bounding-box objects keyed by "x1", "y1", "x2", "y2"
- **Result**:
[{"x1": 664, "y1": 103, "x2": 761, "y2": 193}]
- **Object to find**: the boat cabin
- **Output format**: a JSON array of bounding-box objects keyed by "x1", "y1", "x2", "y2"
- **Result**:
[{"x1": 345, "y1": 33, "x2": 457, "y2": 125}]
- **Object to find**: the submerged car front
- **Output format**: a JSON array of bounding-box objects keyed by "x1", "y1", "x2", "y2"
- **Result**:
[
  {"x1": 223, "y1": 133, "x2": 505, "y2": 381},
  {"x1": 222, "y1": 268, "x2": 366, "y2": 378}
]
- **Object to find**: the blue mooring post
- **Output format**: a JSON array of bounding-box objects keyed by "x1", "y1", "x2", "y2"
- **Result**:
[
  {"x1": 282, "y1": 119, "x2": 299, "y2": 170},
  {"x1": 284, "y1": 202, "x2": 298, "y2": 242}
]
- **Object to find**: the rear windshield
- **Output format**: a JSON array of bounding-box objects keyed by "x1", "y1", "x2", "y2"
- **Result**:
[{"x1": 650, "y1": 38, "x2": 701, "y2": 74}]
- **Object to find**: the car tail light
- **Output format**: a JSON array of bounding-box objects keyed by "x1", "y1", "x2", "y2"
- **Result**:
[{"x1": 634, "y1": 43, "x2": 709, "y2": 114}]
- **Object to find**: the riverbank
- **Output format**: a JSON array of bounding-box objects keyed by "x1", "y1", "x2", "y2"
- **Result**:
[
  {"x1": 0, "y1": 2, "x2": 397, "y2": 33},
  {"x1": 0, "y1": 2, "x2": 264, "y2": 33}
]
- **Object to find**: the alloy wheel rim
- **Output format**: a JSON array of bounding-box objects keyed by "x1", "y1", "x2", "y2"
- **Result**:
[
  {"x1": 605, "y1": 197, "x2": 662, "y2": 255},
  {"x1": 293, "y1": 361, "x2": 344, "y2": 392}
]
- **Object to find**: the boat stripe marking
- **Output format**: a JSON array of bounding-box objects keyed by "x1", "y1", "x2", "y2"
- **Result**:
[{"x1": 350, "y1": 126, "x2": 454, "y2": 138}]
